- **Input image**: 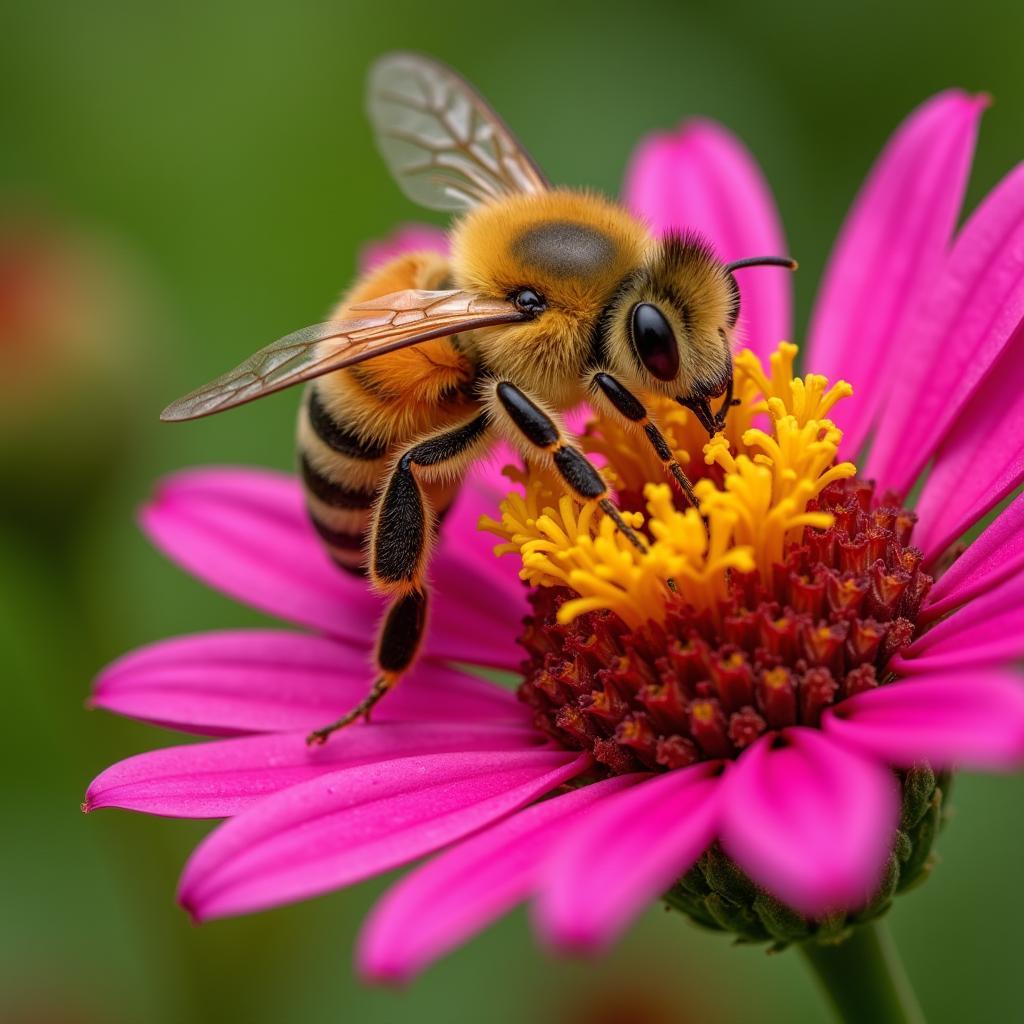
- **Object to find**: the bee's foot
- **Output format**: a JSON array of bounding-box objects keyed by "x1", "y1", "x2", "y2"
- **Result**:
[{"x1": 305, "y1": 677, "x2": 390, "y2": 746}]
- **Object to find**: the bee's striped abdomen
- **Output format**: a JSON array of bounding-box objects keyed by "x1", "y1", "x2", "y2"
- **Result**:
[
  {"x1": 296, "y1": 249, "x2": 480, "y2": 576},
  {"x1": 307, "y1": 387, "x2": 389, "y2": 461},
  {"x1": 298, "y1": 384, "x2": 392, "y2": 574}
]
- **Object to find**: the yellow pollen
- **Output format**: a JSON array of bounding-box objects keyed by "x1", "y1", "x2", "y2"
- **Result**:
[
  {"x1": 763, "y1": 667, "x2": 789, "y2": 690},
  {"x1": 691, "y1": 700, "x2": 716, "y2": 724},
  {"x1": 481, "y1": 342, "x2": 858, "y2": 626},
  {"x1": 619, "y1": 719, "x2": 644, "y2": 741}
]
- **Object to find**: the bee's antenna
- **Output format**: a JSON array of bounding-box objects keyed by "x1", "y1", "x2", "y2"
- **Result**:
[{"x1": 726, "y1": 256, "x2": 799, "y2": 272}]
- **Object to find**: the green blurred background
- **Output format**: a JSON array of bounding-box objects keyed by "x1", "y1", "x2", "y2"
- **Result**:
[{"x1": 3, "y1": 1, "x2": 1023, "y2": 1021}]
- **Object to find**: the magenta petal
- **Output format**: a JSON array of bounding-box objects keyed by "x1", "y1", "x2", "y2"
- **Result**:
[
  {"x1": 624, "y1": 119, "x2": 789, "y2": 361},
  {"x1": 92, "y1": 630, "x2": 525, "y2": 735},
  {"x1": 141, "y1": 467, "x2": 379, "y2": 637},
  {"x1": 896, "y1": 570, "x2": 1024, "y2": 673},
  {"x1": 806, "y1": 91, "x2": 984, "y2": 459},
  {"x1": 824, "y1": 671, "x2": 1024, "y2": 771},
  {"x1": 357, "y1": 775, "x2": 638, "y2": 983},
  {"x1": 719, "y1": 729, "x2": 898, "y2": 917},
  {"x1": 923, "y1": 492, "x2": 1024, "y2": 617},
  {"x1": 84, "y1": 721, "x2": 543, "y2": 818},
  {"x1": 912, "y1": 334, "x2": 1024, "y2": 561},
  {"x1": 141, "y1": 467, "x2": 524, "y2": 669},
  {"x1": 359, "y1": 224, "x2": 449, "y2": 273},
  {"x1": 536, "y1": 763, "x2": 721, "y2": 952},
  {"x1": 867, "y1": 162, "x2": 1024, "y2": 496},
  {"x1": 429, "y1": 483, "x2": 530, "y2": 664},
  {"x1": 178, "y1": 749, "x2": 589, "y2": 921}
]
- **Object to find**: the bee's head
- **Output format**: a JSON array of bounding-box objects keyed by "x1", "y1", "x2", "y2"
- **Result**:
[{"x1": 602, "y1": 233, "x2": 740, "y2": 401}]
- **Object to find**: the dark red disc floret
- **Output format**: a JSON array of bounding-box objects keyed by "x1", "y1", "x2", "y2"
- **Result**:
[{"x1": 516, "y1": 478, "x2": 933, "y2": 775}]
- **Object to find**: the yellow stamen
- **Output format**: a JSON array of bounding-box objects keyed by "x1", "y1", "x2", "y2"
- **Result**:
[
  {"x1": 481, "y1": 342, "x2": 860, "y2": 625},
  {"x1": 733, "y1": 342, "x2": 853, "y2": 427}
]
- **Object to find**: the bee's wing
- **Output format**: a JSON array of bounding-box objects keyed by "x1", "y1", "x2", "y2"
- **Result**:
[
  {"x1": 367, "y1": 52, "x2": 550, "y2": 213},
  {"x1": 160, "y1": 289, "x2": 524, "y2": 422}
]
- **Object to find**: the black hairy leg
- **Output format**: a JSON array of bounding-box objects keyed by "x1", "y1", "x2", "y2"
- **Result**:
[
  {"x1": 487, "y1": 379, "x2": 648, "y2": 554},
  {"x1": 307, "y1": 414, "x2": 489, "y2": 744},
  {"x1": 588, "y1": 370, "x2": 703, "y2": 517}
]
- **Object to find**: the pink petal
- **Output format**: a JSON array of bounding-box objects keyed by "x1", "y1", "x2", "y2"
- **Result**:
[
  {"x1": 140, "y1": 466, "x2": 378, "y2": 633},
  {"x1": 178, "y1": 749, "x2": 589, "y2": 921},
  {"x1": 92, "y1": 630, "x2": 525, "y2": 735},
  {"x1": 84, "y1": 721, "x2": 544, "y2": 818},
  {"x1": 807, "y1": 91, "x2": 985, "y2": 459},
  {"x1": 867, "y1": 161, "x2": 1024, "y2": 496},
  {"x1": 824, "y1": 671, "x2": 1024, "y2": 770},
  {"x1": 895, "y1": 569, "x2": 1024, "y2": 673},
  {"x1": 911, "y1": 330, "x2": 1024, "y2": 561},
  {"x1": 624, "y1": 119, "x2": 790, "y2": 361},
  {"x1": 357, "y1": 775, "x2": 638, "y2": 983},
  {"x1": 429, "y1": 478, "x2": 530, "y2": 621},
  {"x1": 141, "y1": 467, "x2": 523, "y2": 669},
  {"x1": 359, "y1": 224, "x2": 449, "y2": 273},
  {"x1": 922, "y1": 492, "x2": 1024, "y2": 617},
  {"x1": 719, "y1": 729, "x2": 898, "y2": 917},
  {"x1": 535, "y1": 763, "x2": 722, "y2": 952}
]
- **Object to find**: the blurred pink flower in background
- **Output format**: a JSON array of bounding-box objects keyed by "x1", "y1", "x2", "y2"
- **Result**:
[
  {"x1": 0, "y1": 213, "x2": 165, "y2": 514},
  {"x1": 0, "y1": 216, "x2": 152, "y2": 420},
  {"x1": 358, "y1": 223, "x2": 449, "y2": 271},
  {"x1": 87, "y1": 90, "x2": 1024, "y2": 982}
]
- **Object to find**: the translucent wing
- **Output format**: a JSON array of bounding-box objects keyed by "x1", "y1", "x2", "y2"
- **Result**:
[
  {"x1": 160, "y1": 290, "x2": 524, "y2": 422},
  {"x1": 367, "y1": 52, "x2": 549, "y2": 213}
]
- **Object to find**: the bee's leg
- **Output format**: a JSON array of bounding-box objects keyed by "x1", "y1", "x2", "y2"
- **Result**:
[
  {"x1": 306, "y1": 590, "x2": 427, "y2": 744},
  {"x1": 713, "y1": 372, "x2": 739, "y2": 432},
  {"x1": 306, "y1": 412, "x2": 491, "y2": 745},
  {"x1": 588, "y1": 371, "x2": 702, "y2": 516},
  {"x1": 486, "y1": 380, "x2": 648, "y2": 554},
  {"x1": 676, "y1": 394, "x2": 718, "y2": 437}
]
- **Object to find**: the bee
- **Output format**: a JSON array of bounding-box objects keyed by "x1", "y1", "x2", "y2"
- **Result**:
[{"x1": 161, "y1": 52, "x2": 796, "y2": 742}]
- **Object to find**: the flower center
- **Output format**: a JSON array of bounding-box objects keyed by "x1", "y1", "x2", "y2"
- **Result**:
[{"x1": 481, "y1": 343, "x2": 933, "y2": 775}]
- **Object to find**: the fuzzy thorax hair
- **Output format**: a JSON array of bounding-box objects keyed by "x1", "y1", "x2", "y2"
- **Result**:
[{"x1": 451, "y1": 189, "x2": 652, "y2": 408}]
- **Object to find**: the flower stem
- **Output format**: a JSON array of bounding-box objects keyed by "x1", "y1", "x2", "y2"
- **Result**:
[{"x1": 799, "y1": 921, "x2": 925, "y2": 1024}]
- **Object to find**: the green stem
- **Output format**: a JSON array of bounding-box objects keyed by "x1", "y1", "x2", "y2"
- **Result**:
[{"x1": 799, "y1": 921, "x2": 925, "y2": 1024}]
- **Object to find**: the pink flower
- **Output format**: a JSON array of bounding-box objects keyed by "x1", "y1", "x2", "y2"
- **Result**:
[{"x1": 86, "y1": 91, "x2": 1024, "y2": 984}]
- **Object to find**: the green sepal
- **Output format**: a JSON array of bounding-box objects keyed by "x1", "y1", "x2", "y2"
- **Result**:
[
  {"x1": 699, "y1": 845, "x2": 758, "y2": 903},
  {"x1": 897, "y1": 785, "x2": 942, "y2": 893},
  {"x1": 662, "y1": 884, "x2": 720, "y2": 931},
  {"x1": 676, "y1": 862, "x2": 712, "y2": 898},
  {"x1": 704, "y1": 892, "x2": 770, "y2": 940},
  {"x1": 662, "y1": 764, "x2": 948, "y2": 948},
  {"x1": 753, "y1": 891, "x2": 812, "y2": 944},
  {"x1": 893, "y1": 829, "x2": 913, "y2": 862},
  {"x1": 852, "y1": 853, "x2": 900, "y2": 923},
  {"x1": 899, "y1": 764, "x2": 936, "y2": 830}
]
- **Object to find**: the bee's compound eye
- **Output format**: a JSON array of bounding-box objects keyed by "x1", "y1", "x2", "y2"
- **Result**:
[
  {"x1": 511, "y1": 288, "x2": 546, "y2": 316},
  {"x1": 630, "y1": 303, "x2": 679, "y2": 381}
]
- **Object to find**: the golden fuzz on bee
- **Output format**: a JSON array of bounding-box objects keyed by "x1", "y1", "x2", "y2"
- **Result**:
[
  {"x1": 314, "y1": 251, "x2": 478, "y2": 445},
  {"x1": 451, "y1": 189, "x2": 652, "y2": 408}
]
